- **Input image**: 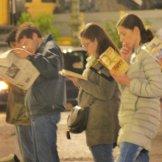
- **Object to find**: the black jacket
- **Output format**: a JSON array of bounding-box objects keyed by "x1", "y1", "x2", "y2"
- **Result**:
[{"x1": 25, "y1": 35, "x2": 66, "y2": 117}]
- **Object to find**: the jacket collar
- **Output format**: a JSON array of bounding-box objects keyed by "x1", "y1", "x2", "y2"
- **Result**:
[{"x1": 36, "y1": 35, "x2": 56, "y2": 56}]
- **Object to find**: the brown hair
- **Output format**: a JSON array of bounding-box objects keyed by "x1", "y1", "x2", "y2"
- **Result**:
[
  {"x1": 6, "y1": 23, "x2": 41, "y2": 46},
  {"x1": 117, "y1": 14, "x2": 153, "y2": 44},
  {"x1": 16, "y1": 23, "x2": 42, "y2": 42},
  {"x1": 80, "y1": 23, "x2": 118, "y2": 58}
]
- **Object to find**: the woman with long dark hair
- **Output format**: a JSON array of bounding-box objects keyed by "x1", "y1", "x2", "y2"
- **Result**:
[
  {"x1": 68, "y1": 23, "x2": 120, "y2": 162},
  {"x1": 113, "y1": 14, "x2": 162, "y2": 162}
]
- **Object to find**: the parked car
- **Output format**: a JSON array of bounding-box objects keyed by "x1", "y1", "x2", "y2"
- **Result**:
[
  {"x1": 0, "y1": 45, "x2": 87, "y2": 111},
  {"x1": 60, "y1": 46, "x2": 87, "y2": 110}
]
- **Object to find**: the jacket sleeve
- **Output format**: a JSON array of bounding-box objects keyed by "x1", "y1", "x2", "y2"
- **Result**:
[
  {"x1": 77, "y1": 71, "x2": 117, "y2": 101},
  {"x1": 129, "y1": 51, "x2": 162, "y2": 97},
  {"x1": 27, "y1": 52, "x2": 59, "y2": 79}
]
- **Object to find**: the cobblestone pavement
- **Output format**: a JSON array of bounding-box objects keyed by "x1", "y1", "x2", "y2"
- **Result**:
[{"x1": 0, "y1": 112, "x2": 162, "y2": 162}]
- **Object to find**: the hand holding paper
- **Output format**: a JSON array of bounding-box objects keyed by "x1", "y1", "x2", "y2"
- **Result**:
[
  {"x1": 142, "y1": 36, "x2": 162, "y2": 69},
  {"x1": 99, "y1": 47, "x2": 129, "y2": 75},
  {"x1": 0, "y1": 49, "x2": 40, "y2": 90},
  {"x1": 12, "y1": 48, "x2": 32, "y2": 58},
  {"x1": 110, "y1": 71, "x2": 130, "y2": 86},
  {"x1": 59, "y1": 69, "x2": 86, "y2": 80}
]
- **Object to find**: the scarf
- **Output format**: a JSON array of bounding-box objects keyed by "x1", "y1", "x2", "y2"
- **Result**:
[{"x1": 82, "y1": 56, "x2": 97, "y2": 79}]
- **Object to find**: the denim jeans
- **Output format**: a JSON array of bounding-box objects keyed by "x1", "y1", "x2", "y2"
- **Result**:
[
  {"x1": 31, "y1": 111, "x2": 60, "y2": 162},
  {"x1": 116, "y1": 142, "x2": 149, "y2": 162},
  {"x1": 16, "y1": 125, "x2": 34, "y2": 162},
  {"x1": 90, "y1": 144, "x2": 114, "y2": 162}
]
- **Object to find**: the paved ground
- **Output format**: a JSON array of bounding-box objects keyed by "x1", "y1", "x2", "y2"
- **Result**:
[{"x1": 0, "y1": 112, "x2": 162, "y2": 162}]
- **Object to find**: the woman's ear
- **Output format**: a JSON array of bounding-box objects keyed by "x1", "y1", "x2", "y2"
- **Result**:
[
  {"x1": 94, "y1": 38, "x2": 98, "y2": 47},
  {"x1": 134, "y1": 26, "x2": 140, "y2": 35}
]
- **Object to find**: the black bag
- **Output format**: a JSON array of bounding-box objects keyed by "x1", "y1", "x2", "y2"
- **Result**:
[{"x1": 66, "y1": 105, "x2": 89, "y2": 138}]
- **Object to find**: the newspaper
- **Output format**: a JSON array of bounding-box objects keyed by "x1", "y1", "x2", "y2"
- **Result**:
[
  {"x1": 0, "y1": 49, "x2": 40, "y2": 90},
  {"x1": 99, "y1": 47, "x2": 129, "y2": 75},
  {"x1": 59, "y1": 69, "x2": 86, "y2": 80},
  {"x1": 142, "y1": 36, "x2": 162, "y2": 68}
]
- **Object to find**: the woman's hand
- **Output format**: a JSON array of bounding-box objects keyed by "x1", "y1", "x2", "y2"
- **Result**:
[
  {"x1": 120, "y1": 44, "x2": 132, "y2": 62},
  {"x1": 67, "y1": 76, "x2": 79, "y2": 87},
  {"x1": 110, "y1": 71, "x2": 130, "y2": 86}
]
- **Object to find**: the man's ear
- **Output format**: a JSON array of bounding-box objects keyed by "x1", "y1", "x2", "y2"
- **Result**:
[{"x1": 32, "y1": 33, "x2": 38, "y2": 40}]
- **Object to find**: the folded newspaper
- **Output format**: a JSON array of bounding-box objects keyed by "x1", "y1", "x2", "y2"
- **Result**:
[
  {"x1": 0, "y1": 49, "x2": 40, "y2": 90},
  {"x1": 99, "y1": 47, "x2": 129, "y2": 75},
  {"x1": 59, "y1": 69, "x2": 86, "y2": 80},
  {"x1": 142, "y1": 36, "x2": 162, "y2": 68}
]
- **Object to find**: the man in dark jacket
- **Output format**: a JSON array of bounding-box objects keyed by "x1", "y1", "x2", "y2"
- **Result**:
[{"x1": 15, "y1": 26, "x2": 66, "y2": 162}]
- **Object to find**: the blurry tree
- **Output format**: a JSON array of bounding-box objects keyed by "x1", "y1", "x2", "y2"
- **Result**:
[
  {"x1": 104, "y1": 21, "x2": 121, "y2": 49},
  {"x1": 18, "y1": 12, "x2": 60, "y2": 40},
  {"x1": 70, "y1": 0, "x2": 81, "y2": 46}
]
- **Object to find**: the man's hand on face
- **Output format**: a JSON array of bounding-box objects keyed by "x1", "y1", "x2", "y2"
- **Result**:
[
  {"x1": 14, "y1": 35, "x2": 38, "y2": 58},
  {"x1": 12, "y1": 47, "x2": 33, "y2": 59}
]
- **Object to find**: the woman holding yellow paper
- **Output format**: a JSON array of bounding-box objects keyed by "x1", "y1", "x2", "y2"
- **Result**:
[
  {"x1": 113, "y1": 14, "x2": 162, "y2": 162},
  {"x1": 68, "y1": 23, "x2": 120, "y2": 162}
]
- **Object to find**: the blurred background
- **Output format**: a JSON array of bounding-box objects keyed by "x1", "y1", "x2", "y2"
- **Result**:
[{"x1": 1, "y1": 0, "x2": 162, "y2": 47}]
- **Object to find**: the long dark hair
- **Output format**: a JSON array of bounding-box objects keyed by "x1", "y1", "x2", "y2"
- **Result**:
[
  {"x1": 80, "y1": 23, "x2": 118, "y2": 58},
  {"x1": 117, "y1": 14, "x2": 153, "y2": 44}
]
